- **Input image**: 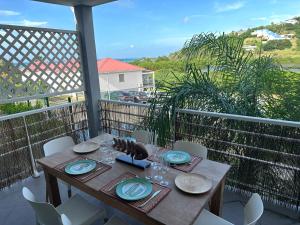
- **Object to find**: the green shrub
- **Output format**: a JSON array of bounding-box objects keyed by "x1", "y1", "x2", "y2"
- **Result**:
[
  {"x1": 263, "y1": 39, "x2": 292, "y2": 51},
  {"x1": 0, "y1": 101, "x2": 43, "y2": 114}
]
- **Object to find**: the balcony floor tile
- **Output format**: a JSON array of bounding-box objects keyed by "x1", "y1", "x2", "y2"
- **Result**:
[{"x1": 0, "y1": 174, "x2": 298, "y2": 225}]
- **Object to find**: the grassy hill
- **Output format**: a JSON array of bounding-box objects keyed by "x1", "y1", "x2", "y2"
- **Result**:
[
  {"x1": 134, "y1": 17, "x2": 300, "y2": 68},
  {"x1": 238, "y1": 17, "x2": 300, "y2": 65}
]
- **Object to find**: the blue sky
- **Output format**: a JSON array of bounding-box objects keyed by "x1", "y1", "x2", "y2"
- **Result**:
[{"x1": 0, "y1": 0, "x2": 300, "y2": 58}]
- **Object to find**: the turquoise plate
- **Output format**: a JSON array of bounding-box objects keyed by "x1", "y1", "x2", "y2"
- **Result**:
[
  {"x1": 163, "y1": 150, "x2": 191, "y2": 165},
  {"x1": 116, "y1": 178, "x2": 152, "y2": 201},
  {"x1": 123, "y1": 137, "x2": 136, "y2": 142},
  {"x1": 65, "y1": 159, "x2": 96, "y2": 175}
]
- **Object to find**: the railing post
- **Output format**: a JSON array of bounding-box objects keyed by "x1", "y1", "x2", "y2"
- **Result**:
[{"x1": 23, "y1": 116, "x2": 39, "y2": 178}]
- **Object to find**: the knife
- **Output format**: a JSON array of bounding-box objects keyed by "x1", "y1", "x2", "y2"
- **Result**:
[{"x1": 138, "y1": 190, "x2": 161, "y2": 208}]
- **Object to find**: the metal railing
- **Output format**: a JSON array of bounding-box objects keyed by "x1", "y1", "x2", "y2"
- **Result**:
[
  {"x1": 0, "y1": 101, "x2": 88, "y2": 189},
  {"x1": 99, "y1": 99, "x2": 300, "y2": 211}
]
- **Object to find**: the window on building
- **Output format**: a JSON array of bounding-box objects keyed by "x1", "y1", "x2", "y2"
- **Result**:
[{"x1": 119, "y1": 74, "x2": 125, "y2": 82}]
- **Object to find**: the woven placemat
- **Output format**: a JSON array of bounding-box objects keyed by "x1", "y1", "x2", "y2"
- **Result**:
[
  {"x1": 148, "y1": 149, "x2": 202, "y2": 173},
  {"x1": 100, "y1": 172, "x2": 171, "y2": 213},
  {"x1": 55, "y1": 156, "x2": 112, "y2": 183}
]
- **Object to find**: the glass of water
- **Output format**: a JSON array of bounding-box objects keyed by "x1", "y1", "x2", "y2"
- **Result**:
[
  {"x1": 152, "y1": 161, "x2": 163, "y2": 182},
  {"x1": 144, "y1": 162, "x2": 155, "y2": 180},
  {"x1": 159, "y1": 157, "x2": 170, "y2": 186}
]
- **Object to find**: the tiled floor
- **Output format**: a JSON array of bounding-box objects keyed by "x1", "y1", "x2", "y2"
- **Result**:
[{"x1": 0, "y1": 174, "x2": 299, "y2": 225}]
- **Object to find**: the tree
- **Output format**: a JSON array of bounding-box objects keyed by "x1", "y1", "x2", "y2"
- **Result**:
[
  {"x1": 146, "y1": 33, "x2": 297, "y2": 144},
  {"x1": 263, "y1": 39, "x2": 292, "y2": 51}
]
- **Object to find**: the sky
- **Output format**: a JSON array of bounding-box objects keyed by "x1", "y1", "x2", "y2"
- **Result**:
[{"x1": 0, "y1": 0, "x2": 300, "y2": 58}]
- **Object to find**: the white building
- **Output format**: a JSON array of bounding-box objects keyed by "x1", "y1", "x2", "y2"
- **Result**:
[
  {"x1": 97, "y1": 58, "x2": 155, "y2": 95},
  {"x1": 251, "y1": 29, "x2": 288, "y2": 40}
]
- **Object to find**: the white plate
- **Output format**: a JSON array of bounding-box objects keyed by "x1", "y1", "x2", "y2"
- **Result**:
[
  {"x1": 73, "y1": 142, "x2": 100, "y2": 153},
  {"x1": 175, "y1": 173, "x2": 212, "y2": 194}
]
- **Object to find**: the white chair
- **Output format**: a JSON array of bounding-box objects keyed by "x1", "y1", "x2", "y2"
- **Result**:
[
  {"x1": 22, "y1": 187, "x2": 107, "y2": 225},
  {"x1": 43, "y1": 136, "x2": 75, "y2": 198},
  {"x1": 194, "y1": 193, "x2": 264, "y2": 225},
  {"x1": 173, "y1": 140, "x2": 208, "y2": 159},
  {"x1": 62, "y1": 215, "x2": 129, "y2": 225},
  {"x1": 132, "y1": 129, "x2": 157, "y2": 145}
]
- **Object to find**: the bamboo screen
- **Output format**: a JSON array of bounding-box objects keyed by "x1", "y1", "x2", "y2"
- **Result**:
[
  {"x1": 0, "y1": 102, "x2": 88, "y2": 189},
  {"x1": 99, "y1": 99, "x2": 300, "y2": 211}
]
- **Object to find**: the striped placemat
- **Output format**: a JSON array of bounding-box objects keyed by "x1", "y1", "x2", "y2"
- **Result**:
[
  {"x1": 55, "y1": 156, "x2": 112, "y2": 183},
  {"x1": 147, "y1": 149, "x2": 202, "y2": 173},
  {"x1": 100, "y1": 172, "x2": 171, "y2": 213}
]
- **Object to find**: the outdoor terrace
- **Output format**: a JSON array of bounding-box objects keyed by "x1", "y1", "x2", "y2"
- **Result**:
[
  {"x1": 0, "y1": 0, "x2": 300, "y2": 224},
  {"x1": 0, "y1": 100, "x2": 299, "y2": 225},
  {"x1": 1, "y1": 174, "x2": 299, "y2": 225}
]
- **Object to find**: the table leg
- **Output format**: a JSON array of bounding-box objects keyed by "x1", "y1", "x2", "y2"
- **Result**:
[
  {"x1": 210, "y1": 177, "x2": 225, "y2": 216},
  {"x1": 44, "y1": 170, "x2": 61, "y2": 207}
]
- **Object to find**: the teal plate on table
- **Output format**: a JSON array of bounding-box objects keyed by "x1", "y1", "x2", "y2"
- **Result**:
[
  {"x1": 163, "y1": 150, "x2": 191, "y2": 165},
  {"x1": 65, "y1": 159, "x2": 96, "y2": 175},
  {"x1": 123, "y1": 137, "x2": 136, "y2": 142},
  {"x1": 116, "y1": 178, "x2": 152, "y2": 201}
]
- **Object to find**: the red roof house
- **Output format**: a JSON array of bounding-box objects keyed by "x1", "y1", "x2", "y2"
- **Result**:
[{"x1": 97, "y1": 58, "x2": 144, "y2": 74}]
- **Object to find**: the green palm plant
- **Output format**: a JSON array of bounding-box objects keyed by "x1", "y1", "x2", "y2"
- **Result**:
[
  {"x1": 143, "y1": 33, "x2": 300, "y2": 207},
  {"x1": 146, "y1": 32, "x2": 286, "y2": 145}
]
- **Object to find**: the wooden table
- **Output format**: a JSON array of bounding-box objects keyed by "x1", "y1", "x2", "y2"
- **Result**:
[{"x1": 37, "y1": 133, "x2": 230, "y2": 225}]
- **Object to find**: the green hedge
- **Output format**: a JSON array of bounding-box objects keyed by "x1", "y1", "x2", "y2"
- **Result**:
[
  {"x1": 0, "y1": 101, "x2": 43, "y2": 114},
  {"x1": 263, "y1": 39, "x2": 292, "y2": 51}
]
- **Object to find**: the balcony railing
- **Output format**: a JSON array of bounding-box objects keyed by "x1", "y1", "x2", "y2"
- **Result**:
[
  {"x1": 0, "y1": 98, "x2": 299, "y2": 212},
  {"x1": 99, "y1": 99, "x2": 300, "y2": 212},
  {"x1": 0, "y1": 101, "x2": 88, "y2": 189}
]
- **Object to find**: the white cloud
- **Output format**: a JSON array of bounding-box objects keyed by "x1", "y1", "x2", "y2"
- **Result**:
[
  {"x1": 183, "y1": 14, "x2": 207, "y2": 23},
  {"x1": 268, "y1": 14, "x2": 298, "y2": 24},
  {"x1": 251, "y1": 17, "x2": 268, "y2": 21},
  {"x1": 130, "y1": 44, "x2": 135, "y2": 48},
  {"x1": 215, "y1": 1, "x2": 245, "y2": 13},
  {"x1": 251, "y1": 14, "x2": 299, "y2": 24},
  {"x1": 21, "y1": 19, "x2": 48, "y2": 27},
  {"x1": 0, "y1": 19, "x2": 48, "y2": 27},
  {"x1": 0, "y1": 10, "x2": 20, "y2": 16}
]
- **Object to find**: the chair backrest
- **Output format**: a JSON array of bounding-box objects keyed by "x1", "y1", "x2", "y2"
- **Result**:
[
  {"x1": 43, "y1": 136, "x2": 75, "y2": 156},
  {"x1": 61, "y1": 214, "x2": 72, "y2": 225},
  {"x1": 132, "y1": 130, "x2": 157, "y2": 145},
  {"x1": 22, "y1": 187, "x2": 63, "y2": 225},
  {"x1": 244, "y1": 193, "x2": 264, "y2": 225},
  {"x1": 173, "y1": 140, "x2": 208, "y2": 159}
]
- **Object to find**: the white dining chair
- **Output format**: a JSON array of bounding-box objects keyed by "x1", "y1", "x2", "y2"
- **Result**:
[
  {"x1": 22, "y1": 187, "x2": 107, "y2": 225},
  {"x1": 132, "y1": 129, "x2": 157, "y2": 145},
  {"x1": 173, "y1": 140, "x2": 208, "y2": 159},
  {"x1": 193, "y1": 193, "x2": 264, "y2": 225},
  {"x1": 61, "y1": 214, "x2": 129, "y2": 225},
  {"x1": 43, "y1": 136, "x2": 75, "y2": 198}
]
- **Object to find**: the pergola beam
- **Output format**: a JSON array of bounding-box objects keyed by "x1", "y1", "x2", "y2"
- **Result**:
[{"x1": 33, "y1": 0, "x2": 116, "y2": 7}]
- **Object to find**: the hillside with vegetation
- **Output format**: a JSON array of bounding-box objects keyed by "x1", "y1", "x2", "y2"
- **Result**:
[
  {"x1": 238, "y1": 16, "x2": 300, "y2": 65},
  {"x1": 133, "y1": 17, "x2": 300, "y2": 74},
  {"x1": 132, "y1": 18, "x2": 300, "y2": 121}
]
